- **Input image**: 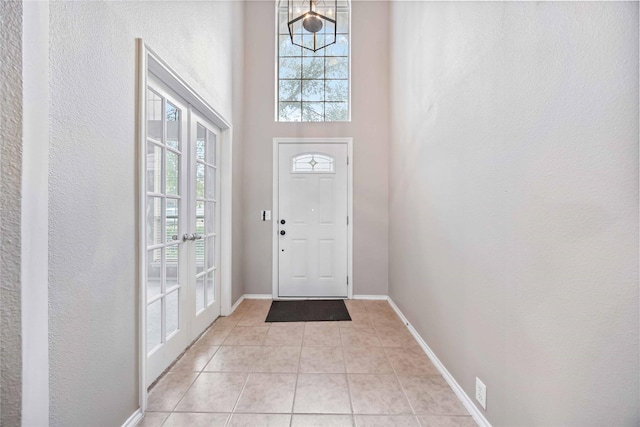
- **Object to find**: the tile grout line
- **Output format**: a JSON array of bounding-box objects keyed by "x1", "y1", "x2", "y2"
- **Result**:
[
  {"x1": 288, "y1": 327, "x2": 305, "y2": 427},
  {"x1": 226, "y1": 302, "x2": 258, "y2": 425},
  {"x1": 340, "y1": 339, "x2": 356, "y2": 425}
]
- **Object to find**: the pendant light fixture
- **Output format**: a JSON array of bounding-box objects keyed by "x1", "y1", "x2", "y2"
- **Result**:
[{"x1": 288, "y1": 0, "x2": 337, "y2": 52}]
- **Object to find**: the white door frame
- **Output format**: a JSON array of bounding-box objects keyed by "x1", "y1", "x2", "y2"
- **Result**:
[
  {"x1": 272, "y1": 137, "x2": 353, "y2": 300},
  {"x1": 137, "y1": 40, "x2": 234, "y2": 412}
]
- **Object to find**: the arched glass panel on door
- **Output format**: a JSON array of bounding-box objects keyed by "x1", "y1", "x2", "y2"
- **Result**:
[{"x1": 291, "y1": 153, "x2": 335, "y2": 173}]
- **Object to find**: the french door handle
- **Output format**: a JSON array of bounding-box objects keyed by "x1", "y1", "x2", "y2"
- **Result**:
[{"x1": 183, "y1": 233, "x2": 203, "y2": 242}]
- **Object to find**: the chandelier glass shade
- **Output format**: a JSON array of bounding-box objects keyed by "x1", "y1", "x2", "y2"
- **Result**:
[{"x1": 287, "y1": 0, "x2": 338, "y2": 52}]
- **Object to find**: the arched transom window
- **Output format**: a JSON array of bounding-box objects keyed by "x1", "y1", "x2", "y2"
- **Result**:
[{"x1": 291, "y1": 153, "x2": 335, "y2": 173}]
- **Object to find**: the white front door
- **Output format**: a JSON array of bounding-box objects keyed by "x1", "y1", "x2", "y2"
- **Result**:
[
  {"x1": 145, "y1": 75, "x2": 221, "y2": 386},
  {"x1": 278, "y1": 143, "x2": 348, "y2": 297}
]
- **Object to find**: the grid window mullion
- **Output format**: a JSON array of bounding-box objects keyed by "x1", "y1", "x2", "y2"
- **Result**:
[{"x1": 277, "y1": 6, "x2": 349, "y2": 122}]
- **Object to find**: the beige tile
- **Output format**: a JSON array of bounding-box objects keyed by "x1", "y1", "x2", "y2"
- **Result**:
[
  {"x1": 375, "y1": 326, "x2": 419, "y2": 348},
  {"x1": 339, "y1": 311, "x2": 374, "y2": 329},
  {"x1": 292, "y1": 414, "x2": 355, "y2": 426},
  {"x1": 340, "y1": 318, "x2": 374, "y2": 329},
  {"x1": 170, "y1": 346, "x2": 219, "y2": 372},
  {"x1": 174, "y1": 372, "x2": 247, "y2": 412},
  {"x1": 343, "y1": 346, "x2": 394, "y2": 374},
  {"x1": 340, "y1": 328, "x2": 381, "y2": 347},
  {"x1": 227, "y1": 300, "x2": 252, "y2": 318},
  {"x1": 348, "y1": 374, "x2": 412, "y2": 415},
  {"x1": 299, "y1": 346, "x2": 345, "y2": 373},
  {"x1": 385, "y1": 347, "x2": 439, "y2": 375},
  {"x1": 223, "y1": 326, "x2": 269, "y2": 345},
  {"x1": 214, "y1": 315, "x2": 241, "y2": 328},
  {"x1": 370, "y1": 315, "x2": 407, "y2": 329},
  {"x1": 269, "y1": 321, "x2": 305, "y2": 327},
  {"x1": 294, "y1": 373, "x2": 352, "y2": 414},
  {"x1": 163, "y1": 412, "x2": 229, "y2": 427},
  {"x1": 235, "y1": 298, "x2": 253, "y2": 310},
  {"x1": 147, "y1": 372, "x2": 199, "y2": 412},
  {"x1": 264, "y1": 323, "x2": 304, "y2": 346},
  {"x1": 355, "y1": 415, "x2": 420, "y2": 426},
  {"x1": 347, "y1": 310, "x2": 371, "y2": 321},
  {"x1": 137, "y1": 412, "x2": 169, "y2": 427},
  {"x1": 243, "y1": 302, "x2": 271, "y2": 313},
  {"x1": 237, "y1": 307, "x2": 270, "y2": 326},
  {"x1": 362, "y1": 300, "x2": 395, "y2": 314},
  {"x1": 416, "y1": 415, "x2": 478, "y2": 427},
  {"x1": 196, "y1": 325, "x2": 234, "y2": 346},
  {"x1": 247, "y1": 299, "x2": 273, "y2": 309},
  {"x1": 235, "y1": 373, "x2": 297, "y2": 413},
  {"x1": 226, "y1": 307, "x2": 249, "y2": 321},
  {"x1": 344, "y1": 300, "x2": 367, "y2": 314},
  {"x1": 398, "y1": 375, "x2": 469, "y2": 416},
  {"x1": 203, "y1": 345, "x2": 262, "y2": 372},
  {"x1": 254, "y1": 346, "x2": 301, "y2": 373},
  {"x1": 227, "y1": 413, "x2": 292, "y2": 427},
  {"x1": 303, "y1": 323, "x2": 342, "y2": 346}
]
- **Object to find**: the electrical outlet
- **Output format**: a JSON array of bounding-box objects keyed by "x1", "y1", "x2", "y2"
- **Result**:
[{"x1": 475, "y1": 377, "x2": 487, "y2": 409}]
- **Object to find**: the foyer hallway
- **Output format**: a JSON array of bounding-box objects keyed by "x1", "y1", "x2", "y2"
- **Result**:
[{"x1": 139, "y1": 299, "x2": 476, "y2": 427}]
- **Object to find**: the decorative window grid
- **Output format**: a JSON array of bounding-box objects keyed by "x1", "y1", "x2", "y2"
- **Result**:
[{"x1": 277, "y1": 2, "x2": 350, "y2": 122}]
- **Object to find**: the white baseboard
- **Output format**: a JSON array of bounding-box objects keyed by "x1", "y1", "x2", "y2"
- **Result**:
[
  {"x1": 227, "y1": 294, "x2": 272, "y2": 316},
  {"x1": 121, "y1": 409, "x2": 143, "y2": 427},
  {"x1": 353, "y1": 294, "x2": 388, "y2": 300},
  {"x1": 228, "y1": 295, "x2": 246, "y2": 315},
  {"x1": 243, "y1": 294, "x2": 273, "y2": 300},
  {"x1": 387, "y1": 297, "x2": 492, "y2": 427}
]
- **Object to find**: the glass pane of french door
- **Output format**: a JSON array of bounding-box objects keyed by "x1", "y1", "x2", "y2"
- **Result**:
[
  {"x1": 188, "y1": 113, "x2": 221, "y2": 339},
  {"x1": 146, "y1": 87, "x2": 184, "y2": 354},
  {"x1": 145, "y1": 80, "x2": 188, "y2": 386},
  {"x1": 195, "y1": 123, "x2": 218, "y2": 311}
]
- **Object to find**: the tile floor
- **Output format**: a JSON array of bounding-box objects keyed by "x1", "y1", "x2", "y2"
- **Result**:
[{"x1": 139, "y1": 299, "x2": 477, "y2": 427}]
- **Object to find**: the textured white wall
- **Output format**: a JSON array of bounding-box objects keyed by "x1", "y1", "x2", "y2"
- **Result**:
[
  {"x1": 242, "y1": 1, "x2": 390, "y2": 296},
  {"x1": 232, "y1": 2, "x2": 246, "y2": 304},
  {"x1": 48, "y1": 2, "x2": 244, "y2": 425},
  {"x1": 389, "y1": 2, "x2": 639, "y2": 426},
  {"x1": 0, "y1": 1, "x2": 23, "y2": 425}
]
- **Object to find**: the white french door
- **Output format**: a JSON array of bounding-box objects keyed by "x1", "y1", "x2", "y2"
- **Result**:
[
  {"x1": 145, "y1": 75, "x2": 221, "y2": 386},
  {"x1": 188, "y1": 110, "x2": 221, "y2": 338},
  {"x1": 278, "y1": 143, "x2": 349, "y2": 297}
]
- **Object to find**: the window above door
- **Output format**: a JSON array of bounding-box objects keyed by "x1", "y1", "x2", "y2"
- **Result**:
[{"x1": 276, "y1": 0, "x2": 351, "y2": 122}]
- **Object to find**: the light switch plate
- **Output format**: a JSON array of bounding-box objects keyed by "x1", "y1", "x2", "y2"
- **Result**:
[{"x1": 260, "y1": 210, "x2": 271, "y2": 221}]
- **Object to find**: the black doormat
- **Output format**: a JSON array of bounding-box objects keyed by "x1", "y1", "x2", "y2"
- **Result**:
[{"x1": 265, "y1": 300, "x2": 352, "y2": 322}]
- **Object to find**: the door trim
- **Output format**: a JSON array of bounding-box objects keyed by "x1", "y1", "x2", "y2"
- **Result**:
[
  {"x1": 136, "y1": 39, "x2": 233, "y2": 412},
  {"x1": 272, "y1": 138, "x2": 353, "y2": 300}
]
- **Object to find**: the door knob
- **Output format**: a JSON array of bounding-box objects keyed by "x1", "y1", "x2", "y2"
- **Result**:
[
  {"x1": 280, "y1": 230, "x2": 286, "y2": 236},
  {"x1": 183, "y1": 233, "x2": 203, "y2": 242},
  {"x1": 280, "y1": 219, "x2": 286, "y2": 225}
]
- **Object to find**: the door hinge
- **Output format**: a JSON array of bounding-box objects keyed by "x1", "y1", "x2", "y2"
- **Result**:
[
  {"x1": 347, "y1": 156, "x2": 349, "y2": 165},
  {"x1": 347, "y1": 276, "x2": 349, "y2": 285},
  {"x1": 347, "y1": 216, "x2": 349, "y2": 225}
]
